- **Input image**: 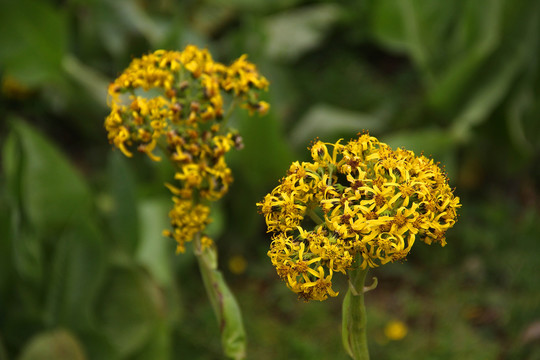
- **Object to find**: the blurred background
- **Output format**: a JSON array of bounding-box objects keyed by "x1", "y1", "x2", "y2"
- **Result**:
[{"x1": 1, "y1": 0, "x2": 540, "y2": 359}]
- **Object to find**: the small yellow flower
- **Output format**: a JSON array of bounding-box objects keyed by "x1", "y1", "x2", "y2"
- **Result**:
[
  {"x1": 228, "y1": 255, "x2": 248, "y2": 275},
  {"x1": 384, "y1": 320, "x2": 408, "y2": 341},
  {"x1": 1, "y1": 75, "x2": 34, "y2": 99}
]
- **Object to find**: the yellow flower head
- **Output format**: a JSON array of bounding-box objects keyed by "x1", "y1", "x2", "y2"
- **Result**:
[
  {"x1": 257, "y1": 133, "x2": 461, "y2": 301},
  {"x1": 105, "y1": 45, "x2": 270, "y2": 253},
  {"x1": 105, "y1": 45, "x2": 269, "y2": 165}
]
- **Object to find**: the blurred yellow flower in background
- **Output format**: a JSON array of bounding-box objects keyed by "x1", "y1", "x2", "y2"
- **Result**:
[
  {"x1": 384, "y1": 320, "x2": 408, "y2": 341},
  {"x1": 105, "y1": 45, "x2": 269, "y2": 253},
  {"x1": 228, "y1": 255, "x2": 248, "y2": 275}
]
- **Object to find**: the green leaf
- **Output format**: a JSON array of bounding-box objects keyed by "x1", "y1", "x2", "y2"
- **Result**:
[
  {"x1": 75, "y1": 330, "x2": 118, "y2": 360},
  {"x1": 62, "y1": 55, "x2": 109, "y2": 108},
  {"x1": 450, "y1": 44, "x2": 525, "y2": 143},
  {"x1": 131, "y1": 320, "x2": 171, "y2": 360},
  {"x1": 0, "y1": 188, "x2": 13, "y2": 300},
  {"x1": 9, "y1": 119, "x2": 93, "y2": 235},
  {"x1": 0, "y1": 0, "x2": 67, "y2": 86},
  {"x1": 506, "y1": 84, "x2": 536, "y2": 155},
  {"x1": 45, "y1": 220, "x2": 106, "y2": 330},
  {"x1": 2, "y1": 131, "x2": 23, "y2": 207},
  {"x1": 229, "y1": 110, "x2": 294, "y2": 188},
  {"x1": 9, "y1": 221, "x2": 42, "y2": 286},
  {"x1": 370, "y1": 0, "x2": 411, "y2": 54},
  {"x1": 94, "y1": 265, "x2": 166, "y2": 358},
  {"x1": 290, "y1": 104, "x2": 386, "y2": 147},
  {"x1": 105, "y1": 0, "x2": 167, "y2": 46},
  {"x1": 18, "y1": 329, "x2": 86, "y2": 360},
  {"x1": 2, "y1": 129, "x2": 43, "y2": 284},
  {"x1": 226, "y1": 109, "x2": 294, "y2": 240},
  {"x1": 264, "y1": 4, "x2": 342, "y2": 62},
  {"x1": 427, "y1": 1, "x2": 504, "y2": 110},
  {"x1": 136, "y1": 197, "x2": 173, "y2": 287},
  {"x1": 370, "y1": 0, "x2": 455, "y2": 78},
  {"x1": 106, "y1": 151, "x2": 140, "y2": 255}
]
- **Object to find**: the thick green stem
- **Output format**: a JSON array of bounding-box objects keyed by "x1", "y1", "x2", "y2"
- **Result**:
[
  {"x1": 194, "y1": 234, "x2": 247, "y2": 360},
  {"x1": 342, "y1": 264, "x2": 370, "y2": 360},
  {"x1": 306, "y1": 208, "x2": 324, "y2": 225}
]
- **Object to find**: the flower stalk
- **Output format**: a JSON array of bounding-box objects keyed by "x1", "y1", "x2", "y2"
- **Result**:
[
  {"x1": 104, "y1": 45, "x2": 269, "y2": 358},
  {"x1": 195, "y1": 234, "x2": 246, "y2": 360},
  {"x1": 257, "y1": 133, "x2": 461, "y2": 357},
  {"x1": 342, "y1": 260, "x2": 370, "y2": 360}
]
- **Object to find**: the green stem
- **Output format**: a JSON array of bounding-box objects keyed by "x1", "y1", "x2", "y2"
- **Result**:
[
  {"x1": 307, "y1": 208, "x2": 324, "y2": 225},
  {"x1": 342, "y1": 262, "x2": 370, "y2": 360},
  {"x1": 194, "y1": 234, "x2": 247, "y2": 360}
]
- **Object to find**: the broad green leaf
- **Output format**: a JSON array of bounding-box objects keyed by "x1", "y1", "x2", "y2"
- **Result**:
[
  {"x1": 94, "y1": 265, "x2": 165, "y2": 358},
  {"x1": 45, "y1": 220, "x2": 106, "y2": 330},
  {"x1": 507, "y1": 84, "x2": 535, "y2": 155},
  {"x1": 370, "y1": 0, "x2": 455, "y2": 78},
  {"x1": 450, "y1": 43, "x2": 525, "y2": 143},
  {"x1": 18, "y1": 329, "x2": 86, "y2": 360},
  {"x1": 0, "y1": 0, "x2": 67, "y2": 86},
  {"x1": 62, "y1": 55, "x2": 109, "y2": 108},
  {"x1": 370, "y1": 0, "x2": 408, "y2": 52},
  {"x1": 106, "y1": 151, "x2": 140, "y2": 255},
  {"x1": 229, "y1": 110, "x2": 294, "y2": 188},
  {"x1": 264, "y1": 4, "x2": 342, "y2": 62},
  {"x1": 290, "y1": 103, "x2": 386, "y2": 147},
  {"x1": 9, "y1": 120, "x2": 93, "y2": 235},
  {"x1": 136, "y1": 197, "x2": 173, "y2": 287},
  {"x1": 131, "y1": 320, "x2": 171, "y2": 360},
  {"x1": 0, "y1": 189, "x2": 13, "y2": 300},
  {"x1": 78, "y1": 0, "x2": 130, "y2": 58},
  {"x1": 2, "y1": 132, "x2": 22, "y2": 206},
  {"x1": 105, "y1": 0, "x2": 167, "y2": 46},
  {"x1": 8, "y1": 220, "x2": 42, "y2": 286},
  {"x1": 428, "y1": 1, "x2": 503, "y2": 110},
  {"x1": 226, "y1": 109, "x2": 294, "y2": 240},
  {"x1": 75, "y1": 330, "x2": 118, "y2": 360},
  {"x1": 2, "y1": 129, "x2": 43, "y2": 284},
  {"x1": 504, "y1": 3, "x2": 540, "y2": 154}
]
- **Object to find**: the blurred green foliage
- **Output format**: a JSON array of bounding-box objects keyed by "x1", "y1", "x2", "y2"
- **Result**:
[{"x1": 1, "y1": 0, "x2": 540, "y2": 359}]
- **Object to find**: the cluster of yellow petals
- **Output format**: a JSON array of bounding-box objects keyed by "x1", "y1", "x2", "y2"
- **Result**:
[
  {"x1": 162, "y1": 197, "x2": 211, "y2": 253},
  {"x1": 258, "y1": 133, "x2": 460, "y2": 301},
  {"x1": 105, "y1": 45, "x2": 269, "y2": 253}
]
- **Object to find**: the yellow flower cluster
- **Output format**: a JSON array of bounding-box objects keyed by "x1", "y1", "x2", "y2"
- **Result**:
[
  {"x1": 105, "y1": 45, "x2": 269, "y2": 253},
  {"x1": 257, "y1": 133, "x2": 460, "y2": 301}
]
